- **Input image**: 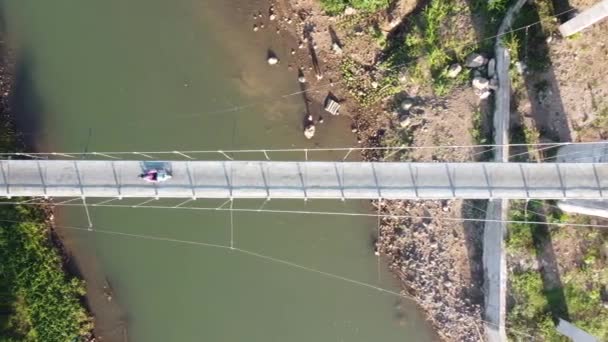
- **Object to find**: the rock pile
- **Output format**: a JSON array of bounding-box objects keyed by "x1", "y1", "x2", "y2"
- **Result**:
[
  {"x1": 375, "y1": 199, "x2": 484, "y2": 342},
  {"x1": 465, "y1": 52, "x2": 497, "y2": 100}
]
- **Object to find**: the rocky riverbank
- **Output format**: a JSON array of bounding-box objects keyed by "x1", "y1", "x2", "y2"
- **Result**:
[{"x1": 254, "y1": 0, "x2": 488, "y2": 340}]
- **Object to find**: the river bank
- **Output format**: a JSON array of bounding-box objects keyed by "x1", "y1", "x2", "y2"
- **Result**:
[
  {"x1": 0, "y1": 37, "x2": 95, "y2": 341},
  {"x1": 263, "y1": 0, "x2": 492, "y2": 340}
]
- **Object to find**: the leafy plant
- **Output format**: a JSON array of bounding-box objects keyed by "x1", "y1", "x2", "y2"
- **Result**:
[{"x1": 0, "y1": 204, "x2": 92, "y2": 341}]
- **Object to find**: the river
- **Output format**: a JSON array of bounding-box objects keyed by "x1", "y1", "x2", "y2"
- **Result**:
[{"x1": 0, "y1": 0, "x2": 436, "y2": 341}]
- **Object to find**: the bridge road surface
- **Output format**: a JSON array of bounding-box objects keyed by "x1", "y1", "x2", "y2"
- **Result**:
[{"x1": 1, "y1": 160, "x2": 607, "y2": 200}]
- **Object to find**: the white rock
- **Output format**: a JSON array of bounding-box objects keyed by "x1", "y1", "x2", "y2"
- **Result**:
[
  {"x1": 253, "y1": 25, "x2": 259, "y2": 32},
  {"x1": 465, "y1": 53, "x2": 487, "y2": 68},
  {"x1": 479, "y1": 90, "x2": 492, "y2": 99},
  {"x1": 472, "y1": 76, "x2": 489, "y2": 90},
  {"x1": 400, "y1": 98, "x2": 414, "y2": 111},
  {"x1": 447, "y1": 64, "x2": 462, "y2": 78},
  {"x1": 344, "y1": 6, "x2": 357, "y2": 15},
  {"x1": 371, "y1": 81, "x2": 379, "y2": 89},
  {"x1": 332, "y1": 43, "x2": 343, "y2": 54},
  {"x1": 304, "y1": 125, "x2": 316, "y2": 139},
  {"x1": 298, "y1": 76, "x2": 306, "y2": 83},
  {"x1": 269, "y1": 14, "x2": 276, "y2": 21},
  {"x1": 487, "y1": 58, "x2": 496, "y2": 78},
  {"x1": 399, "y1": 116, "x2": 411, "y2": 128},
  {"x1": 267, "y1": 57, "x2": 279, "y2": 65}
]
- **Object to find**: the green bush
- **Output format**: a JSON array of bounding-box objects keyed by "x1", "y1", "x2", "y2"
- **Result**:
[{"x1": 0, "y1": 204, "x2": 92, "y2": 341}]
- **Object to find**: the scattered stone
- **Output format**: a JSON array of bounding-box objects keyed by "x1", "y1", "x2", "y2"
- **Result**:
[
  {"x1": 371, "y1": 81, "x2": 379, "y2": 89},
  {"x1": 447, "y1": 64, "x2": 462, "y2": 78},
  {"x1": 318, "y1": 116, "x2": 324, "y2": 124},
  {"x1": 253, "y1": 25, "x2": 259, "y2": 32},
  {"x1": 298, "y1": 41, "x2": 304, "y2": 49},
  {"x1": 472, "y1": 76, "x2": 489, "y2": 90},
  {"x1": 332, "y1": 42, "x2": 343, "y2": 54},
  {"x1": 267, "y1": 56, "x2": 279, "y2": 65},
  {"x1": 399, "y1": 116, "x2": 411, "y2": 128},
  {"x1": 298, "y1": 75, "x2": 306, "y2": 83},
  {"x1": 487, "y1": 58, "x2": 496, "y2": 78},
  {"x1": 304, "y1": 124, "x2": 315, "y2": 139},
  {"x1": 269, "y1": 14, "x2": 277, "y2": 21},
  {"x1": 260, "y1": 23, "x2": 265, "y2": 28},
  {"x1": 344, "y1": 6, "x2": 357, "y2": 15},
  {"x1": 478, "y1": 90, "x2": 492, "y2": 99},
  {"x1": 465, "y1": 53, "x2": 487, "y2": 68},
  {"x1": 291, "y1": 49, "x2": 296, "y2": 55},
  {"x1": 400, "y1": 98, "x2": 414, "y2": 111}
]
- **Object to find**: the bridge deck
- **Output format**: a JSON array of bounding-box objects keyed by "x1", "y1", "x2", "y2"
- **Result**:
[{"x1": 0, "y1": 160, "x2": 606, "y2": 199}]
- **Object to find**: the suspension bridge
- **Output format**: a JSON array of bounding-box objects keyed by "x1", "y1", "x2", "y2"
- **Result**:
[{"x1": 1, "y1": 158, "x2": 607, "y2": 200}]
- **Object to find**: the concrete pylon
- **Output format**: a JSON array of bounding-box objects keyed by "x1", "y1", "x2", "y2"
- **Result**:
[{"x1": 559, "y1": 0, "x2": 608, "y2": 37}]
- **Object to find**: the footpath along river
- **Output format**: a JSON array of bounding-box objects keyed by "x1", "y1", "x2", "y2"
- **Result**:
[{"x1": 1, "y1": 0, "x2": 437, "y2": 341}]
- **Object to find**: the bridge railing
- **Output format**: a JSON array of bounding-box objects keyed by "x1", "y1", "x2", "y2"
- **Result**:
[{"x1": 1, "y1": 142, "x2": 607, "y2": 163}]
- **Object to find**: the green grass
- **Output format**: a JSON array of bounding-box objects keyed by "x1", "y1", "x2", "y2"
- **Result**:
[
  {"x1": 319, "y1": 0, "x2": 390, "y2": 15},
  {"x1": 508, "y1": 272, "x2": 564, "y2": 341},
  {"x1": 0, "y1": 204, "x2": 92, "y2": 341},
  {"x1": 382, "y1": 0, "x2": 473, "y2": 95},
  {"x1": 507, "y1": 200, "x2": 608, "y2": 341},
  {"x1": 506, "y1": 200, "x2": 542, "y2": 253}
]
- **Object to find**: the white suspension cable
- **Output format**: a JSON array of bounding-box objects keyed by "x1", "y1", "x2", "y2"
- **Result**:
[
  {"x1": 2, "y1": 141, "x2": 608, "y2": 159},
  {"x1": 4, "y1": 199, "x2": 608, "y2": 229}
]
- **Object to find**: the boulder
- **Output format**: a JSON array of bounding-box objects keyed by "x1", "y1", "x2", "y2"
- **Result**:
[
  {"x1": 269, "y1": 14, "x2": 276, "y2": 21},
  {"x1": 478, "y1": 89, "x2": 492, "y2": 99},
  {"x1": 489, "y1": 77, "x2": 498, "y2": 90},
  {"x1": 465, "y1": 53, "x2": 487, "y2": 68},
  {"x1": 472, "y1": 77, "x2": 489, "y2": 90},
  {"x1": 298, "y1": 75, "x2": 306, "y2": 83},
  {"x1": 487, "y1": 58, "x2": 496, "y2": 78},
  {"x1": 304, "y1": 125, "x2": 316, "y2": 139},
  {"x1": 267, "y1": 57, "x2": 279, "y2": 65},
  {"x1": 447, "y1": 64, "x2": 462, "y2": 78}
]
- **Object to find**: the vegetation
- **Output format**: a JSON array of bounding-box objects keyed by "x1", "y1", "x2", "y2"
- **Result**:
[
  {"x1": 0, "y1": 203, "x2": 92, "y2": 341},
  {"x1": 319, "y1": 0, "x2": 390, "y2": 15},
  {"x1": 507, "y1": 200, "x2": 608, "y2": 341},
  {"x1": 383, "y1": 0, "x2": 473, "y2": 95},
  {"x1": 340, "y1": 57, "x2": 401, "y2": 107}
]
